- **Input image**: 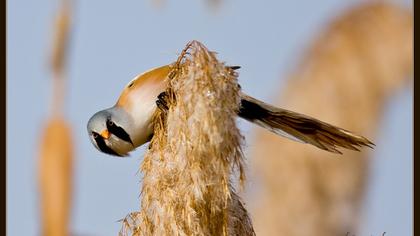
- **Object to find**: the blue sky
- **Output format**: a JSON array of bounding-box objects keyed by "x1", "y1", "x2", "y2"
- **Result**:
[{"x1": 7, "y1": 0, "x2": 412, "y2": 235}]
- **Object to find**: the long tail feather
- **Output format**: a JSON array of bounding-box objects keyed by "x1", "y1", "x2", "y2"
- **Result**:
[{"x1": 238, "y1": 94, "x2": 374, "y2": 154}]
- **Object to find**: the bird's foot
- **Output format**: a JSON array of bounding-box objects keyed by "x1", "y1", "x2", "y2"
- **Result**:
[{"x1": 156, "y1": 91, "x2": 169, "y2": 111}]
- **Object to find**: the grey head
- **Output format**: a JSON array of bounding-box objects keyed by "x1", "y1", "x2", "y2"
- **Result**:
[{"x1": 87, "y1": 106, "x2": 136, "y2": 157}]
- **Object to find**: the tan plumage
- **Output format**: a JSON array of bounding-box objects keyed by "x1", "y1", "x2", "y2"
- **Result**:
[{"x1": 116, "y1": 65, "x2": 171, "y2": 111}]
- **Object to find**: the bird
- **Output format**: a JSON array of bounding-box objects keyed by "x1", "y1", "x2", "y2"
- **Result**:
[{"x1": 87, "y1": 64, "x2": 374, "y2": 157}]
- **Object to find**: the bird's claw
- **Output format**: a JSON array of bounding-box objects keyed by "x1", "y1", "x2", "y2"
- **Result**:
[{"x1": 156, "y1": 92, "x2": 169, "y2": 111}]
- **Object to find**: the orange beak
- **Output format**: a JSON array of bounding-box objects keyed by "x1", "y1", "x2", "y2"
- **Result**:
[{"x1": 100, "y1": 129, "x2": 110, "y2": 139}]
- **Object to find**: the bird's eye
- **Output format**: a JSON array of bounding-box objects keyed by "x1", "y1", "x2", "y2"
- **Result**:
[
  {"x1": 107, "y1": 120, "x2": 114, "y2": 126},
  {"x1": 92, "y1": 132, "x2": 98, "y2": 138}
]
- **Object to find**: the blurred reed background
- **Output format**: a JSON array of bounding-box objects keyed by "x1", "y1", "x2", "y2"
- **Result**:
[
  {"x1": 38, "y1": 1, "x2": 73, "y2": 235},
  {"x1": 249, "y1": 2, "x2": 413, "y2": 236}
]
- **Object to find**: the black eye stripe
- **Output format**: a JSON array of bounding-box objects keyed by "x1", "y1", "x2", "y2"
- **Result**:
[
  {"x1": 106, "y1": 119, "x2": 133, "y2": 145},
  {"x1": 92, "y1": 131, "x2": 122, "y2": 156}
]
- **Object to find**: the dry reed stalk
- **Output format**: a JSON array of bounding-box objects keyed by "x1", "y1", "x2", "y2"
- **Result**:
[
  {"x1": 50, "y1": 0, "x2": 71, "y2": 116},
  {"x1": 120, "y1": 41, "x2": 255, "y2": 235},
  {"x1": 38, "y1": 1, "x2": 74, "y2": 236},
  {"x1": 50, "y1": 0, "x2": 71, "y2": 77},
  {"x1": 250, "y1": 3, "x2": 412, "y2": 236}
]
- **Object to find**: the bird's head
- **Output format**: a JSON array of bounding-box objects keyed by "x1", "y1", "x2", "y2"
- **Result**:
[
  {"x1": 87, "y1": 64, "x2": 172, "y2": 157},
  {"x1": 87, "y1": 107, "x2": 135, "y2": 157}
]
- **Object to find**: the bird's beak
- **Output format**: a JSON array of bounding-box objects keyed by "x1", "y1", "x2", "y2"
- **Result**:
[{"x1": 100, "y1": 129, "x2": 110, "y2": 139}]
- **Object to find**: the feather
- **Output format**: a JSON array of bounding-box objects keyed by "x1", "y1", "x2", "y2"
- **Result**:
[{"x1": 238, "y1": 93, "x2": 374, "y2": 154}]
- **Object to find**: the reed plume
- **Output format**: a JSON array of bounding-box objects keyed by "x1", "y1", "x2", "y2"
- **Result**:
[
  {"x1": 38, "y1": 119, "x2": 73, "y2": 236},
  {"x1": 120, "y1": 41, "x2": 255, "y2": 236}
]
